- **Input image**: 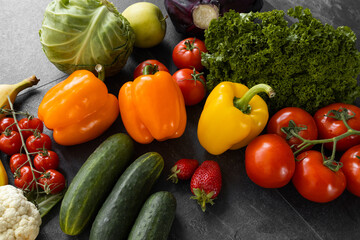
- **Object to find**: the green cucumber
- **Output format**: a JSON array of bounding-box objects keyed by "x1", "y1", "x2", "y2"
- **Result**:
[
  {"x1": 59, "y1": 133, "x2": 134, "y2": 236},
  {"x1": 89, "y1": 152, "x2": 164, "y2": 240},
  {"x1": 128, "y1": 191, "x2": 177, "y2": 240}
]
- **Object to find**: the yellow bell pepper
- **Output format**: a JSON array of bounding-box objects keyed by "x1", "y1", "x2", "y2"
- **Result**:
[
  {"x1": 0, "y1": 159, "x2": 8, "y2": 186},
  {"x1": 197, "y1": 82, "x2": 275, "y2": 155}
]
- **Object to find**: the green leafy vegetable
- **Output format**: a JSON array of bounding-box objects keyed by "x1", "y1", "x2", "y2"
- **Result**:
[
  {"x1": 25, "y1": 191, "x2": 64, "y2": 218},
  {"x1": 39, "y1": 0, "x2": 135, "y2": 77},
  {"x1": 202, "y1": 6, "x2": 360, "y2": 114}
]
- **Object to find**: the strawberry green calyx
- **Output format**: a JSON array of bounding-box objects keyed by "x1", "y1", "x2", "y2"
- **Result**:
[
  {"x1": 190, "y1": 188, "x2": 215, "y2": 212},
  {"x1": 167, "y1": 165, "x2": 180, "y2": 184}
]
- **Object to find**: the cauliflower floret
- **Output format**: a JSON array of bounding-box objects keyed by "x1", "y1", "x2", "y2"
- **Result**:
[{"x1": 0, "y1": 185, "x2": 41, "y2": 240}]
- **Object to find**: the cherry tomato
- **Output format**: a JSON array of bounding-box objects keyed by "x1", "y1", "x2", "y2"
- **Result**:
[
  {"x1": 133, "y1": 59, "x2": 169, "y2": 79},
  {"x1": 340, "y1": 145, "x2": 360, "y2": 197},
  {"x1": 314, "y1": 103, "x2": 360, "y2": 152},
  {"x1": 34, "y1": 150, "x2": 59, "y2": 171},
  {"x1": 38, "y1": 169, "x2": 66, "y2": 194},
  {"x1": 18, "y1": 117, "x2": 44, "y2": 140},
  {"x1": 26, "y1": 133, "x2": 52, "y2": 153},
  {"x1": 0, "y1": 117, "x2": 17, "y2": 132},
  {"x1": 9, "y1": 153, "x2": 29, "y2": 173},
  {"x1": 0, "y1": 131, "x2": 22, "y2": 155},
  {"x1": 173, "y1": 68, "x2": 206, "y2": 106},
  {"x1": 267, "y1": 107, "x2": 318, "y2": 152},
  {"x1": 245, "y1": 134, "x2": 295, "y2": 188},
  {"x1": 172, "y1": 37, "x2": 207, "y2": 72},
  {"x1": 292, "y1": 150, "x2": 346, "y2": 203},
  {"x1": 14, "y1": 165, "x2": 40, "y2": 191}
]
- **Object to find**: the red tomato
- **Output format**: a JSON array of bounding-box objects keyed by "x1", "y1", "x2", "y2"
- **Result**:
[
  {"x1": 267, "y1": 107, "x2": 318, "y2": 152},
  {"x1": 172, "y1": 38, "x2": 207, "y2": 71},
  {"x1": 245, "y1": 134, "x2": 295, "y2": 188},
  {"x1": 9, "y1": 153, "x2": 29, "y2": 173},
  {"x1": 314, "y1": 103, "x2": 360, "y2": 152},
  {"x1": 38, "y1": 169, "x2": 66, "y2": 194},
  {"x1": 292, "y1": 150, "x2": 346, "y2": 203},
  {"x1": 340, "y1": 145, "x2": 360, "y2": 197},
  {"x1": 173, "y1": 68, "x2": 206, "y2": 106},
  {"x1": 0, "y1": 117, "x2": 17, "y2": 132},
  {"x1": 18, "y1": 117, "x2": 44, "y2": 140},
  {"x1": 0, "y1": 131, "x2": 22, "y2": 155},
  {"x1": 34, "y1": 150, "x2": 59, "y2": 171},
  {"x1": 26, "y1": 133, "x2": 52, "y2": 153},
  {"x1": 133, "y1": 59, "x2": 169, "y2": 79},
  {"x1": 14, "y1": 165, "x2": 40, "y2": 191}
]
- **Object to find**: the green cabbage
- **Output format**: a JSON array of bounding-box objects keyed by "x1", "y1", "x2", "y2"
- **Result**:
[{"x1": 39, "y1": 0, "x2": 135, "y2": 76}]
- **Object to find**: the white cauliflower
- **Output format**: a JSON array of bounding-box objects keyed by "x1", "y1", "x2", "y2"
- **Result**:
[{"x1": 0, "y1": 185, "x2": 41, "y2": 240}]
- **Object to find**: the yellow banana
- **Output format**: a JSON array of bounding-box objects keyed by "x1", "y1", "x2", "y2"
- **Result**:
[
  {"x1": 0, "y1": 159, "x2": 7, "y2": 186},
  {"x1": 0, "y1": 75, "x2": 39, "y2": 118}
]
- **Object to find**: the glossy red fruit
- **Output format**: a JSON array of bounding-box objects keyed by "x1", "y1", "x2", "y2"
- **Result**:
[
  {"x1": 245, "y1": 134, "x2": 295, "y2": 188},
  {"x1": 267, "y1": 107, "x2": 318, "y2": 152},
  {"x1": 38, "y1": 169, "x2": 66, "y2": 194},
  {"x1": 0, "y1": 130, "x2": 22, "y2": 155},
  {"x1": 133, "y1": 59, "x2": 169, "y2": 79},
  {"x1": 34, "y1": 150, "x2": 59, "y2": 171},
  {"x1": 0, "y1": 117, "x2": 17, "y2": 132},
  {"x1": 9, "y1": 153, "x2": 29, "y2": 173},
  {"x1": 168, "y1": 158, "x2": 199, "y2": 183},
  {"x1": 14, "y1": 166, "x2": 40, "y2": 191},
  {"x1": 26, "y1": 133, "x2": 52, "y2": 153},
  {"x1": 340, "y1": 145, "x2": 360, "y2": 197},
  {"x1": 18, "y1": 117, "x2": 44, "y2": 140},
  {"x1": 172, "y1": 37, "x2": 207, "y2": 72},
  {"x1": 173, "y1": 68, "x2": 206, "y2": 106},
  {"x1": 190, "y1": 160, "x2": 222, "y2": 212},
  {"x1": 292, "y1": 150, "x2": 346, "y2": 203},
  {"x1": 314, "y1": 103, "x2": 360, "y2": 152}
]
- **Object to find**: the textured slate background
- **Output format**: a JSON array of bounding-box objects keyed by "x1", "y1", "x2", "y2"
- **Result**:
[{"x1": 1, "y1": 0, "x2": 360, "y2": 239}]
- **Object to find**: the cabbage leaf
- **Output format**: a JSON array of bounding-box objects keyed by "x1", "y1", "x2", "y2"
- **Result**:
[{"x1": 39, "y1": 0, "x2": 135, "y2": 76}]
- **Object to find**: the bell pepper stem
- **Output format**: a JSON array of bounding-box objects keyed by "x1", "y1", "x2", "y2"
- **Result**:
[
  {"x1": 143, "y1": 64, "x2": 159, "y2": 75},
  {"x1": 95, "y1": 64, "x2": 105, "y2": 81},
  {"x1": 233, "y1": 84, "x2": 275, "y2": 113}
]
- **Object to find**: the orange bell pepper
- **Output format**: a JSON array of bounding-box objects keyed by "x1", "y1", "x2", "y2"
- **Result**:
[
  {"x1": 38, "y1": 66, "x2": 119, "y2": 146},
  {"x1": 118, "y1": 71, "x2": 186, "y2": 144}
]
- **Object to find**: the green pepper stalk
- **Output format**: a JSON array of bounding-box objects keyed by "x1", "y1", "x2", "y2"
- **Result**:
[
  {"x1": 282, "y1": 109, "x2": 360, "y2": 172},
  {"x1": 233, "y1": 83, "x2": 275, "y2": 114}
]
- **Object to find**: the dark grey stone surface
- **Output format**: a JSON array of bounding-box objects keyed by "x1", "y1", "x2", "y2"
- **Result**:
[{"x1": 1, "y1": 0, "x2": 360, "y2": 239}]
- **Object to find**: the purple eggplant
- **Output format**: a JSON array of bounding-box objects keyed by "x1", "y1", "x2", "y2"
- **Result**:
[{"x1": 164, "y1": 0, "x2": 263, "y2": 38}]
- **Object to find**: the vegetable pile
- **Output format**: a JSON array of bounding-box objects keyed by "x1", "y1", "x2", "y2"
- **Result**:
[
  {"x1": 3, "y1": 0, "x2": 360, "y2": 239},
  {"x1": 0, "y1": 103, "x2": 66, "y2": 217},
  {"x1": 202, "y1": 6, "x2": 360, "y2": 114}
]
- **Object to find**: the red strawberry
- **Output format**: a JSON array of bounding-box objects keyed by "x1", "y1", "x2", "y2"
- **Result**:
[
  {"x1": 190, "y1": 160, "x2": 222, "y2": 212},
  {"x1": 167, "y1": 158, "x2": 199, "y2": 183}
]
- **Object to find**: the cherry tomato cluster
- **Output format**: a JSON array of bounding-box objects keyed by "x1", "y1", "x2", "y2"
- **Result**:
[
  {"x1": 245, "y1": 103, "x2": 360, "y2": 203},
  {"x1": 0, "y1": 116, "x2": 65, "y2": 194},
  {"x1": 134, "y1": 37, "x2": 208, "y2": 106}
]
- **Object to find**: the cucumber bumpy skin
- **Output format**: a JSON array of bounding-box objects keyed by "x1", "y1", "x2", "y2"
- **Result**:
[
  {"x1": 89, "y1": 152, "x2": 164, "y2": 240},
  {"x1": 59, "y1": 133, "x2": 134, "y2": 236},
  {"x1": 128, "y1": 191, "x2": 177, "y2": 240}
]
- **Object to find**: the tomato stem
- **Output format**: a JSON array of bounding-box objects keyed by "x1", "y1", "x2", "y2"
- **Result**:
[
  {"x1": 289, "y1": 111, "x2": 360, "y2": 171},
  {"x1": 143, "y1": 64, "x2": 159, "y2": 75},
  {"x1": 7, "y1": 96, "x2": 40, "y2": 192}
]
